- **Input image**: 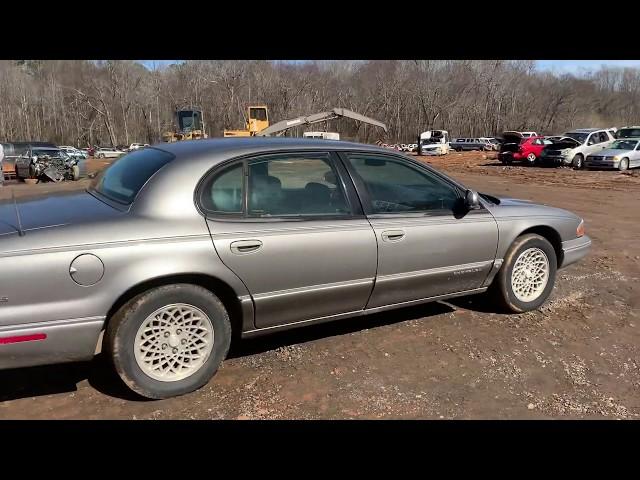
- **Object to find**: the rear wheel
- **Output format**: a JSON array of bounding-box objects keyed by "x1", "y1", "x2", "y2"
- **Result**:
[
  {"x1": 105, "y1": 284, "x2": 232, "y2": 399},
  {"x1": 619, "y1": 158, "x2": 629, "y2": 171},
  {"x1": 526, "y1": 152, "x2": 537, "y2": 165},
  {"x1": 492, "y1": 234, "x2": 557, "y2": 313}
]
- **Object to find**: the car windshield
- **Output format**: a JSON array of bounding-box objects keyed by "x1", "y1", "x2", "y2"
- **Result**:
[
  {"x1": 90, "y1": 148, "x2": 175, "y2": 205},
  {"x1": 33, "y1": 148, "x2": 61, "y2": 157},
  {"x1": 563, "y1": 132, "x2": 588, "y2": 143},
  {"x1": 610, "y1": 140, "x2": 639, "y2": 150},
  {"x1": 617, "y1": 128, "x2": 640, "y2": 139}
]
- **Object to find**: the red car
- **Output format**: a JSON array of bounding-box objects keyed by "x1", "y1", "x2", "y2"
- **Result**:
[{"x1": 498, "y1": 132, "x2": 550, "y2": 165}]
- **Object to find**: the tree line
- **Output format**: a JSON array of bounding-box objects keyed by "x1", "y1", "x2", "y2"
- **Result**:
[{"x1": 1, "y1": 59, "x2": 639, "y2": 147}]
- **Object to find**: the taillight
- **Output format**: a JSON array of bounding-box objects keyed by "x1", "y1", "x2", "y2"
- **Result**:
[{"x1": 577, "y1": 220, "x2": 585, "y2": 237}]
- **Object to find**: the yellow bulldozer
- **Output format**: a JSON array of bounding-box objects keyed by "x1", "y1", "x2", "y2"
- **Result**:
[
  {"x1": 162, "y1": 109, "x2": 208, "y2": 142},
  {"x1": 223, "y1": 106, "x2": 270, "y2": 137}
]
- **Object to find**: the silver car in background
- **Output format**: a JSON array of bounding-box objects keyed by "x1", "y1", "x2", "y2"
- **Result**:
[
  {"x1": 585, "y1": 138, "x2": 640, "y2": 170},
  {"x1": 0, "y1": 139, "x2": 591, "y2": 399}
]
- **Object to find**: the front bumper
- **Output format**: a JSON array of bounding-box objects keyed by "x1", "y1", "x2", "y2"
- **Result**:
[
  {"x1": 560, "y1": 235, "x2": 592, "y2": 269},
  {"x1": 585, "y1": 158, "x2": 619, "y2": 169},
  {"x1": 0, "y1": 317, "x2": 104, "y2": 370}
]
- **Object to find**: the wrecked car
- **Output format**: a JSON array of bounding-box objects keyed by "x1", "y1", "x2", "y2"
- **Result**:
[
  {"x1": 14, "y1": 146, "x2": 84, "y2": 182},
  {"x1": 498, "y1": 132, "x2": 552, "y2": 165},
  {"x1": 417, "y1": 130, "x2": 450, "y2": 155},
  {"x1": 539, "y1": 129, "x2": 615, "y2": 169}
]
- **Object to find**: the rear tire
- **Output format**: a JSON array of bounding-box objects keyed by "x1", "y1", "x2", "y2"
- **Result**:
[
  {"x1": 105, "y1": 284, "x2": 232, "y2": 400},
  {"x1": 526, "y1": 152, "x2": 537, "y2": 165},
  {"x1": 491, "y1": 234, "x2": 557, "y2": 313}
]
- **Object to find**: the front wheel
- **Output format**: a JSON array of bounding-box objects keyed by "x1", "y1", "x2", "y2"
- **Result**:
[
  {"x1": 492, "y1": 234, "x2": 557, "y2": 313},
  {"x1": 572, "y1": 154, "x2": 584, "y2": 170},
  {"x1": 105, "y1": 284, "x2": 232, "y2": 399},
  {"x1": 526, "y1": 152, "x2": 537, "y2": 165},
  {"x1": 619, "y1": 158, "x2": 629, "y2": 171}
]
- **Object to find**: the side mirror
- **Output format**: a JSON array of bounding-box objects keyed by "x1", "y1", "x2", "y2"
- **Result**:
[{"x1": 465, "y1": 189, "x2": 481, "y2": 210}]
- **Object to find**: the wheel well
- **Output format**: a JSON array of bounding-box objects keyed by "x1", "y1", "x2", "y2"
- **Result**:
[
  {"x1": 518, "y1": 226, "x2": 563, "y2": 266},
  {"x1": 104, "y1": 274, "x2": 244, "y2": 339}
]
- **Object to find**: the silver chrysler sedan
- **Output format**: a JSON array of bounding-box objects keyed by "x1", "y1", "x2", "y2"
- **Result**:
[{"x1": 0, "y1": 139, "x2": 591, "y2": 399}]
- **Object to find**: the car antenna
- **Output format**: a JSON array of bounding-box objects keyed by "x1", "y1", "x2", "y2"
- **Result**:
[{"x1": 11, "y1": 188, "x2": 25, "y2": 237}]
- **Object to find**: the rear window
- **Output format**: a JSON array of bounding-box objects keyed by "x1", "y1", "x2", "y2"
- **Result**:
[{"x1": 90, "y1": 148, "x2": 174, "y2": 205}]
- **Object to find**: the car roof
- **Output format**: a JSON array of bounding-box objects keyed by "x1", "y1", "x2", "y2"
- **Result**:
[
  {"x1": 568, "y1": 128, "x2": 601, "y2": 133},
  {"x1": 153, "y1": 137, "x2": 387, "y2": 160}
]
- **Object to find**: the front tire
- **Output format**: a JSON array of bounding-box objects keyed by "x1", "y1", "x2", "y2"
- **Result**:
[
  {"x1": 526, "y1": 152, "x2": 537, "y2": 165},
  {"x1": 619, "y1": 158, "x2": 629, "y2": 171},
  {"x1": 492, "y1": 234, "x2": 557, "y2": 313},
  {"x1": 572, "y1": 154, "x2": 584, "y2": 170},
  {"x1": 105, "y1": 284, "x2": 232, "y2": 399}
]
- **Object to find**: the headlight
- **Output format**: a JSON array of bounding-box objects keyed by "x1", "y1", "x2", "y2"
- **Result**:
[
  {"x1": 577, "y1": 219, "x2": 585, "y2": 238},
  {"x1": 611, "y1": 155, "x2": 620, "y2": 161}
]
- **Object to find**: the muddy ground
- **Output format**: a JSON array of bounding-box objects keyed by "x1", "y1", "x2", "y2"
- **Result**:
[{"x1": 0, "y1": 152, "x2": 639, "y2": 419}]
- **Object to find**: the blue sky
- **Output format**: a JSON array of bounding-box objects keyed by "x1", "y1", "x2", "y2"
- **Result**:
[
  {"x1": 138, "y1": 60, "x2": 640, "y2": 73},
  {"x1": 537, "y1": 60, "x2": 640, "y2": 74}
]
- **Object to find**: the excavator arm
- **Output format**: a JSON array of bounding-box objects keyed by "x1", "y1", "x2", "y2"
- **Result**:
[{"x1": 254, "y1": 108, "x2": 387, "y2": 137}]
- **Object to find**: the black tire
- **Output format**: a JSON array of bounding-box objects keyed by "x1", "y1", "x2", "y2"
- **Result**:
[
  {"x1": 526, "y1": 152, "x2": 537, "y2": 165},
  {"x1": 572, "y1": 154, "x2": 584, "y2": 170},
  {"x1": 104, "y1": 284, "x2": 232, "y2": 400},
  {"x1": 619, "y1": 158, "x2": 629, "y2": 171},
  {"x1": 491, "y1": 234, "x2": 557, "y2": 313}
]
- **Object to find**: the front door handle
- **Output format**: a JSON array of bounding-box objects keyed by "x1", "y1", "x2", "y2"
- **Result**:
[
  {"x1": 230, "y1": 239, "x2": 263, "y2": 254},
  {"x1": 381, "y1": 230, "x2": 405, "y2": 242}
]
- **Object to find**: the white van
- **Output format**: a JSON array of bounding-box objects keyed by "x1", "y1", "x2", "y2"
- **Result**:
[
  {"x1": 417, "y1": 130, "x2": 450, "y2": 155},
  {"x1": 303, "y1": 131, "x2": 340, "y2": 140}
]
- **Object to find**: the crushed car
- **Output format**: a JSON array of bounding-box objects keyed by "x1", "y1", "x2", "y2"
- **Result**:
[
  {"x1": 417, "y1": 130, "x2": 450, "y2": 155},
  {"x1": 14, "y1": 146, "x2": 84, "y2": 182}
]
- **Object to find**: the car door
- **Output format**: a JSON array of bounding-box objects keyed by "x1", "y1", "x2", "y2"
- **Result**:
[
  {"x1": 341, "y1": 152, "x2": 499, "y2": 309},
  {"x1": 202, "y1": 151, "x2": 378, "y2": 329},
  {"x1": 584, "y1": 131, "x2": 607, "y2": 156}
]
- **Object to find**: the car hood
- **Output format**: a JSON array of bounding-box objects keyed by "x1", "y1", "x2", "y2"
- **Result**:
[
  {"x1": 482, "y1": 195, "x2": 578, "y2": 219},
  {"x1": 547, "y1": 137, "x2": 581, "y2": 149},
  {"x1": 0, "y1": 190, "x2": 119, "y2": 237}
]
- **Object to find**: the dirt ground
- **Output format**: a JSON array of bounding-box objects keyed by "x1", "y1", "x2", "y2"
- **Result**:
[{"x1": 0, "y1": 152, "x2": 639, "y2": 419}]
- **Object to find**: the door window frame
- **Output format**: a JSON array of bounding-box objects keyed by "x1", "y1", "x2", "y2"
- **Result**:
[
  {"x1": 196, "y1": 150, "x2": 364, "y2": 222},
  {"x1": 337, "y1": 151, "x2": 471, "y2": 218}
]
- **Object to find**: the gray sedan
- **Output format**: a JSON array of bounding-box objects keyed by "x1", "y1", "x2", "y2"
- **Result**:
[
  {"x1": 585, "y1": 138, "x2": 640, "y2": 170},
  {"x1": 0, "y1": 139, "x2": 591, "y2": 399}
]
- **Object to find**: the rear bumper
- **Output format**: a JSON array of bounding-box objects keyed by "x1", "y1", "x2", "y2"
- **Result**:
[
  {"x1": 0, "y1": 317, "x2": 104, "y2": 370},
  {"x1": 560, "y1": 235, "x2": 592, "y2": 269}
]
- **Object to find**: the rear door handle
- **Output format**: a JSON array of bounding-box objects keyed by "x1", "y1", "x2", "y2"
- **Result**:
[
  {"x1": 230, "y1": 239, "x2": 263, "y2": 254},
  {"x1": 381, "y1": 230, "x2": 405, "y2": 242}
]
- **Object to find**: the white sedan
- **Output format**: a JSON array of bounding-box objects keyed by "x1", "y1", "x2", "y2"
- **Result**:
[{"x1": 95, "y1": 147, "x2": 125, "y2": 159}]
